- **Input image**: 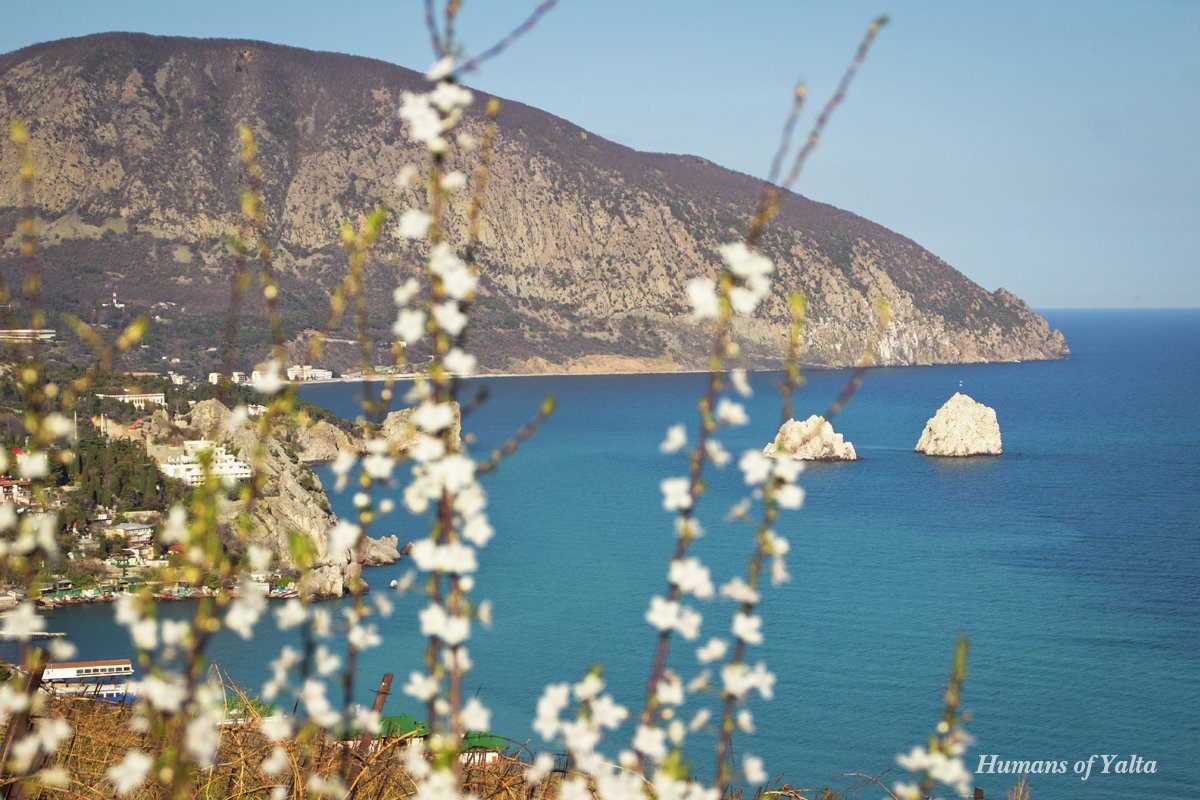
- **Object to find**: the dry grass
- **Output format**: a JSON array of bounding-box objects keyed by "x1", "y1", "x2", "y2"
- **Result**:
[{"x1": 2, "y1": 695, "x2": 577, "y2": 800}]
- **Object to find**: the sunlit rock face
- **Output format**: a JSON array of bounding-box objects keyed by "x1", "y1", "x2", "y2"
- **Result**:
[
  {"x1": 766, "y1": 415, "x2": 857, "y2": 461},
  {"x1": 915, "y1": 393, "x2": 1002, "y2": 456}
]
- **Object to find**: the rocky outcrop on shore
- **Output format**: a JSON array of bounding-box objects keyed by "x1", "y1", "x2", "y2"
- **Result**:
[
  {"x1": 765, "y1": 415, "x2": 857, "y2": 461},
  {"x1": 175, "y1": 399, "x2": 406, "y2": 598},
  {"x1": 293, "y1": 420, "x2": 358, "y2": 464},
  {"x1": 292, "y1": 404, "x2": 461, "y2": 464},
  {"x1": 915, "y1": 393, "x2": 1002, "y2": 456}
]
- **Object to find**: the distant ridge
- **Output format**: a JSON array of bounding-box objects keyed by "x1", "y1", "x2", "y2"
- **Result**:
[{"x1": 0, "y1": 33, "x2": 1068, "y2": 374}]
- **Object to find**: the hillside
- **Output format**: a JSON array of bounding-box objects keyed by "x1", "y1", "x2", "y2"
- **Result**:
[{"x1": 0, "y1": 33, "x2": 1067, "y2": 374}]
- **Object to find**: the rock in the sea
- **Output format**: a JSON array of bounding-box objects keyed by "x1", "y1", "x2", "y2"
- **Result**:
[
  {"x1": 765, "y1": 415, "x2": 857, "y2": 461},
  {"x1": 915, "y1": 392, "x2": 1002, "y2": 456},
  {"x1": 359, "y1": 535, "x2": 403, "y2": 566}
]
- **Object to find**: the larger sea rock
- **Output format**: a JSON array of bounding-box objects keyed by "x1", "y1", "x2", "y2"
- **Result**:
[
  {"x1": 765, "y1": 415, "x2": 857, "y2": 461},
  {"x1": 915, "y1": 393, "x2": 1002, "y2": 456}
]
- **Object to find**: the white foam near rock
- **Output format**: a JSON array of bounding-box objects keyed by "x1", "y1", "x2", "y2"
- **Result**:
[
  {"x1": 765, "y1": 415, "x2": 857, "y2": 461},
  {"x1": 915, "y1": 392, "x2": 1002, "y2": 456}
]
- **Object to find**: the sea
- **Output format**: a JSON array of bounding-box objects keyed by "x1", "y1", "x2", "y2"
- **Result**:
[{"x1": 41, "y1": 309, "x2": 1200, "y2": 799}]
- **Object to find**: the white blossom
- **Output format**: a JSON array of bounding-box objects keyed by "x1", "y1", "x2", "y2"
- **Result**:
[
  {"x1": 259, "y1": 714, "x2": 294, "y2": 743},
  {"x1": 397, "y1": 209, "x2": 432, "y2": 240},
  {"x1": 160, "y1": 619, "x2": 190, "y2": 650},
  {"x1": 715, "y1": 397, "x2": 749, "y2": 427},
  {"x1": 706, "y1": 438, "x2": 731, "y2": 467},
  {"x1": 348, "y1": 622, "x2": 382, "y2": 650},
  {"x1": 429, "y1": 81, "x2": 472, "y2": 112},
  {"x1": 590, "y1": 694, "x2": 628, "y2": 729},
  {"x1": 738, "y1": 450, "x2": 773, "y2": 485},
  {"x1": 395, "y1": 164, "x2": 419, "y2": 190},
  {"x1": 526, "y1": 753, "x2": 555, "y2": 784},
  {"x1": 655, "y1": 672, "x2": 684, "y2": 706},
  {"x1": 418, "y1": 603, "x2": 469, "y2": 645},
  {"x1": 260, "y1": 745, "x2": 290, "y2": 776},
  {"x1": 744, "y1": 754, "x2": 767, "y2": 784},
  {"x1": 186, "y1": 717, "x2": 221, "y2": 768},
  {"x1": 412, "y1": 402, "x2": 456, "y2": 434},
  {"x1": 327, "y1": 520, "x2": 361, "y2": 558},
  {"x1": 393, "y1": 308, "x2": 428, "y2": 344},
  {"x1": 686, "y1": 277, "x2": 720, "y2": 321},
  {"x1": 632, "y1": 725, "x2": 667, "y2": 763},
  {"x1": 720, "y1": 577, "x2": 761, "y2": 605},
  {"x1": 660, "y1": 477, "x2": 692, "y2": 511},
  {"x1": 141, "y1": 673, "x2": 186, "y2": 713},
  {"x1": 107, "y1": 749, "x2": 153, "y2": 796},
  {"x1": 573, "y1": 673, "x2": 603, "y2": 702},
  {"x1": 48, "y1": 638, "x2": 76, "y2": 660},
  {"x1": 645, "y1": 596, "x2": 680, "y2": 632},
  {"x1": 251, "y1": 359, "x2": 284, "y2": 395},
  {"x1": 719, "y1": 242, "x2": 774, "y2": 280},
  {"x1": 462, "y1": 514, "x2": 494, "y2": 547},
  {"x1": 696, "y1": 637, "x2": 728, "y2": 664},
  {"x1": 399, "y1": 91, "x2": 444, "y2": 149},
  {"x1": 300, "y1": 680, "x2": 341, "y2": 728},
  {"x1": 677, "y1": 605, "x2": 703, "y2": 639},
  {"x1": 274, "y1": 599, "x2": 307, "y2": 630},
  {"x1": 533, "y1": 683, "x2": 569, "y2": 740},
  {"x1": 225, "y1": 582, "x2": 266, "y2": 640},
  {"x1": 444, "y1": 347, "x2": 477, "y2": 376},
  {"x1": 730, "y1": 368, "x2": 753, "y2": 397},
  {"x1": 733, "y1": 612, "x2": 764, "y2": 645},
  {"x1": 432, "y1": 299, "x2": 468, "y2": 336},
  {"x1": 669, "y1": 557, "x2": 714, "y2": 599},
  {"x1": 772, "y1": 453, "x2": 805, "y2": 484},
  {"x1": 307, "y1": 774, "x2": 348, "y2": 798},
  {"x1": 659, "y1": 423, "x2": 687, "y2": 454},
  {"x1": 403, "y1": 671, "x2": 439, "y2": 702},
  {"x1": 393, "y1": 277, "x2": 422, "y2": 307},
  {"x1": 1, "y1": 602, "x2": 42, "y2": 638},
  {"x1": 425, "y1": 56, "x2": 456, "y2": 81},
  {"x1": 315, "y1": 645, "x2": 341, "y2": 676},
  {"x1": 775, "y1": 484, "x2": 805, "y2": 509},
  {"x1": 16, "y1": 451, "x2": 48, "y2": 479},
  {"x1": 462, "y1": 697, "x2": 490, "y2": 731}
]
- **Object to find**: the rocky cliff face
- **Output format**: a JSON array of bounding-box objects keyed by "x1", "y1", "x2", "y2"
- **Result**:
[
  {"x1": 162, "y1": 398, "x2": 401, "y2": 597},
  {"x1": 0, "y1": 34, "x2": 1068, "y2": 375},
  {"x1": 290, "y1": 403, "x2": 460, "y2": 463},
  {"x1": 915, "y1": 392, "x2": 1002, "y2": 456}
]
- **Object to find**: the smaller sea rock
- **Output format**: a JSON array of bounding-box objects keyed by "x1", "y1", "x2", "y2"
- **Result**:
[
  {"x1": 360, "y1": 535, "x2": 402, "y2": 566},
  {"x1": 915, "y1": 392, "x2": 1002, "y2": 456},
  {"x1": 765, "y1": 415, "x2": 857, "y2": 461}
]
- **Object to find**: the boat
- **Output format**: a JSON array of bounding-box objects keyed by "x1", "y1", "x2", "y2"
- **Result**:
[{"x1": 41, "y1": 658, "x2": 137, "y2": 701}]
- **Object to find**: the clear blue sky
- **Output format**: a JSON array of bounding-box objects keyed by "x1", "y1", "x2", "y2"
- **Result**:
[{"x1": 3, "y1": 0, "x2": 1198, "y2": 308}]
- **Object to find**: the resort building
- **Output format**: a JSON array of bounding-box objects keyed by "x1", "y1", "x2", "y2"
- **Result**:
[
  {"x1": 285, "y1": 364, "x2": 334, "y2": 381},
  {"x1": 0, "y1": 478, "x2": 32, "y2": 507},
  {"x1": 96, "y1": 391, "x2": 166, "y2": 410},
  {"x1": 160, "y1": 440, "x2": 252, "y2": 486}
]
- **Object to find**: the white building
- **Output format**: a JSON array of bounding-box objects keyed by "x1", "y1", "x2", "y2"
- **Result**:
[
  {"x1": 285, "y1": 364, "x2": 333, "y2": 381},
  {"x1": 160, "y1": 440, "x2": 252, "y2": 486},
  {"x1": 96, "y1": 391, "x2": 165, "y2": 410}
]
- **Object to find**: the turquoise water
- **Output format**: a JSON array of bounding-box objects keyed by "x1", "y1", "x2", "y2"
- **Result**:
[{"x1": 47, "y1": 310, "x2": 1200, "y2": 798}]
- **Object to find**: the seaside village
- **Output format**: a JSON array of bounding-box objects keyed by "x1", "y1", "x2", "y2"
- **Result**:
[
  {"x1": 0, "y1": 361, "x2": 508, "y2": 759},
  {"x1": 0, "y1": 362, "x2": 344, "y2": 611}
]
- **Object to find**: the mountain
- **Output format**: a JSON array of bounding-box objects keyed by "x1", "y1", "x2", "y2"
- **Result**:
[{"x1": 0, "y1": 33, "x2": 1067, "y2": 375}]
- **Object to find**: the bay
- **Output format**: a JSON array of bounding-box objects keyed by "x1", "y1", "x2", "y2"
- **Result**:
[{"x1": 45, "y1": 309, "x2": 1200, "y2": 799}]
